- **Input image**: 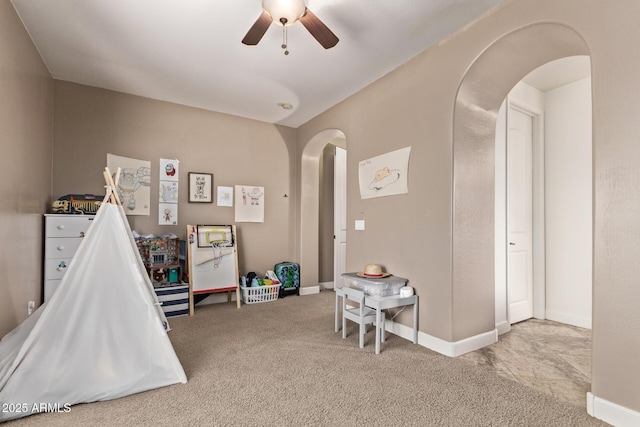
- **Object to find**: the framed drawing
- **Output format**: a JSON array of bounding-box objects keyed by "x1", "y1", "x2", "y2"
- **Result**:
[{"x1": 188, "y1": 172, "x2": 213, "y2": 203}]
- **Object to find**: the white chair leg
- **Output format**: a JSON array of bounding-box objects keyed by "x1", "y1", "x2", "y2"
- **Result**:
[
  {"x1": 359, "y1": 322, "x2": 365, "y2": 348},
  {"x1": 381, "y1": 314, "x2": 385, "y2": 343}
]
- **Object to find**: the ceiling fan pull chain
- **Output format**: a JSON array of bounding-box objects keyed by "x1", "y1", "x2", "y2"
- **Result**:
[{"x1": 280, "y1": 17, "x2": 289, "y2": 56}]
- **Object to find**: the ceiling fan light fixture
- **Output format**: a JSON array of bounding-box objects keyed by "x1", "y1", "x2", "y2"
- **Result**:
[
  {"x1": 242, "y1": 0, "x2": 338, "y2": 51},
  {"x1": 262, "y1": 0, "x2": 307, "y2": 26}
]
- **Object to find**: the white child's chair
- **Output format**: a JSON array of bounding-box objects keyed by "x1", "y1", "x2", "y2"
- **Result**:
[{"x1": 342, "y1": 286, "x2": 384, "y2": 349}]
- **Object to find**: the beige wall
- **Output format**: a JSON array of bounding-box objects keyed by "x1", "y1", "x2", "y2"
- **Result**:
[
  {"x1": 52, "y1": 81, "x2": 298, "y2": 281},
  {"x1": 3, "y1": 0, "x2": 640, "y2": 417},
  {"x1": 0, "y1": 2, "x2": 54, "y2": 337},
  {"x1": 298, "y1": 0, "x2": 640, "y2": 413},
  {"x1": 299, "y1": 47, "x2": 457, "y2": 342}
]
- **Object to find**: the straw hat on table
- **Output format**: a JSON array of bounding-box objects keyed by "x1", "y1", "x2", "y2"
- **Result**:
[{"x1": 356, "y1": 264, "x2": 391, "y2": 278}]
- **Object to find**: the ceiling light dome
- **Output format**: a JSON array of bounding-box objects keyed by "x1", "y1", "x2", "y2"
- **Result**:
[{"x1": 262, "y1": 0, "x2": 307, "y2": 26}]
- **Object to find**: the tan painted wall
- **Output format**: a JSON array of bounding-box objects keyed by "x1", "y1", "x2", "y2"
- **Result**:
[
  {"x1": 52, "y1": 81, "x2": 297, "y2": 279},
  {"x1": 298, "y1": 47, "x2": 458, "y2": 342},
  {"x1": 3, "y1": 0, "x2": 639, "y2": 415},
  {"x1": 0, "y1": 2, "x2": 54, "y2": 337},
  {"x1": 298, "y1": 0, "x2": 640, "y2": 413}
]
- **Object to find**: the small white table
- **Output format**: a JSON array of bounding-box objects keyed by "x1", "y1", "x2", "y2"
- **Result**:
[{"x1": 335, "y1": 287, "x2": 419, "y2": 355}]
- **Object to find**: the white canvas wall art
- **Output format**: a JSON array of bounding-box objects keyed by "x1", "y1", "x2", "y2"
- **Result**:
[
  {"x1": 359, "y1": 146, "x2": 411, "y2": 199},
  {"x1": 107, "y1": 154, "x2": 151, "y2": 215},
  {"x1": 235, "y1": 185, "x2": 264, "y2": 222},
  {"x1": 158, "y1": 159, "x2": 179, "y2": 225}
]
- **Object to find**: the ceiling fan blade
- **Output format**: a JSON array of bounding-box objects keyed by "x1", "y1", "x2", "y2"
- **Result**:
[
  {"x1": 242, "y1": 11, "x2": 273, "y2": 46},
  {"x1": 299, "y1": 8, "x2": 339, "y2": 49}
]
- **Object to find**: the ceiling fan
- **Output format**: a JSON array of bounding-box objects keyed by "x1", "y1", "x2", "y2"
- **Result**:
[{"x1": 242, "y1": 0, "x2": 339, "y2": 54}]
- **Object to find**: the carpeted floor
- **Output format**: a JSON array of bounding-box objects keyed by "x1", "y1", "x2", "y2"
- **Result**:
[
  {"x1": 460, "y1": 318, "x2": 593, "y2": 407},
  {"x1": 4, "y1": 290, "x2": 608, "y2": 426}
]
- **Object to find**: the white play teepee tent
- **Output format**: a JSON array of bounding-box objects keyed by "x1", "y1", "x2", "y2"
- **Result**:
[{"x1": 0, "y1": 168, "x2": 187, "y2": 422}]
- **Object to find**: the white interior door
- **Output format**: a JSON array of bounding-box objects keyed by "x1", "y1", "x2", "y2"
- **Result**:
[
  {"x1": 507, "y1": 106, "x2": 534, "y2": 323},
  {"x1": 334, "y1": 147, "x2": 347, "y2": 289}
]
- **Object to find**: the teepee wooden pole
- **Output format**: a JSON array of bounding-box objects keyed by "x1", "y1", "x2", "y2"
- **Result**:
[
  {"x1": 103, "y1": 167, "x2": 123, "y2": 206},
  {"x1": 102, "y1": 171, "x2": 112, "y2": 204}
]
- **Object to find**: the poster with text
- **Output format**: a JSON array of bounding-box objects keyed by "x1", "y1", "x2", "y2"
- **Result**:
[
  {"x1": 107, "y1": 153, "x2": 151, "y2": 215},
  {"x1": 235, "y1": 185, "x2": 264, "y2": 222},
  {"x1": 358, "y1": 146, "x2": 411, "y2": 199}
]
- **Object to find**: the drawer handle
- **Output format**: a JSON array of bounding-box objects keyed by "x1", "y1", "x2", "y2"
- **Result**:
[
  {"x1": 57, "y1": 245, "x2": 65, "y2": 251},
  {"x1": 57, "y1": 261, "x2": 68, "y2": 271},
  {"x1": 80, "y1": 231, "x2": 85, "y2": 238},
  {"x1": 57, "y1": 224, "x2": 65, "y2": 230}
]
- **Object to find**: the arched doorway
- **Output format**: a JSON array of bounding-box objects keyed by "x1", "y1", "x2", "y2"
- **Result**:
[
  {"x1": 451, "y1": 20, "x2": 593, "y2": 405},
  {"x1": 450, "y1": 22, "x2": 591, "y2": 342},
  {"x1": 494, "y1": 56, "x2": 593, "y2": 333},
  {"x1": 299, "y1": 129, "x2": 346, "y2": 292}
]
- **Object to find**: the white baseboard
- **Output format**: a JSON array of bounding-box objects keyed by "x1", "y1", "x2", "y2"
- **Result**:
[
  {"x1": 496, "y1": 320, "x2": 511, "y2": 336},
  {"x1": 546, "y1": 310, "x2": 592, "y2": 329},
  {"x1": 300, "y1": 286, "x2": 320, "y2": 296},
  {"x1": 319, "y1": 281, "x2": 334, "y2": 290},
  {"x1": 386, "y1": 319, "x2": 497, "y2": 357},
  {"x1": 448, "y1": 328, "x2": 498, "y2": 356},
  {"x1": 587, "y1": 392, "x2": 640, "y2": 426}
]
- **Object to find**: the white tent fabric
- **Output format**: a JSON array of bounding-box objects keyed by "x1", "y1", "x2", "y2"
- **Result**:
[{"x1": 0, "y1": 203, "x2": 187, "y2": 422}]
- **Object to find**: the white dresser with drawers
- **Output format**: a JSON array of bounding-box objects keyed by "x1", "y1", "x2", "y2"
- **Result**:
[{"x1": 43, "y1": 214, "x2": 95, "y2": 302}]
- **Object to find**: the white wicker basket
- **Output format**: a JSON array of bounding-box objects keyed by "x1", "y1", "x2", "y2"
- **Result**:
[{"x1": 240, "y1": 284, "x2": 280, "y2": 304}]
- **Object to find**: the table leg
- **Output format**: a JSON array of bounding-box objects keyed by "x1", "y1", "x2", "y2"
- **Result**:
[
  {"x1": 413, "y1": 296, "x2": 418, "y2": 344},
  {"x1": 335, "y1": 292, "x2": 340, "y2": 333},
  {"x1": 375, "y1": 308, "x2": 382, "y2": 355}
]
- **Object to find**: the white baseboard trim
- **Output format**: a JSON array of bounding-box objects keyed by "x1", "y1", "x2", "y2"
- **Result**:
[
  {"x1": 496, "y1": 320, "x2": 511, "y2": 336},
  {"x1": 546, "y1": 310, "x2": 592, "y2": 329},
  {"x1": 319, "y1": 281, "x2": 334, "y2": 290},
  {"x1": 587, "y1": 392, "x2": 640, "y2": 426},
  {"x1": 386, "y1": 319, "x2": 497, "y2": 357},
  {"x1": 448, "y1": 328, "x2": 498, "y2": 357},
  {"x1": 300, "y1": 286, "x2": 320, "y2": 296}
]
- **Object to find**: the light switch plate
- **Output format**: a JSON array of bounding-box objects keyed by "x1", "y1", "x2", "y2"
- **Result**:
[{"x1": 355, "y1": 220, "x2": 365, "y2": 231}]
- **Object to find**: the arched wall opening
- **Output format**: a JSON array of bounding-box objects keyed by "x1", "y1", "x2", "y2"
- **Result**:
[
  {"x1": 299, "y1": 128, "x2": 346, "y2": 290},
  {"x1": 451, "y1": 23, "x2": 590, "y2": 342},
  {"x1": 493, "y1": 55, "x2": 592, "y2": 335}
]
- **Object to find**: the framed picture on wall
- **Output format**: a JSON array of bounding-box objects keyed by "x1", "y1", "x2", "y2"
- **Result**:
[{"x1": 188, "y1": 172, "x2": 213, "y2": 203}]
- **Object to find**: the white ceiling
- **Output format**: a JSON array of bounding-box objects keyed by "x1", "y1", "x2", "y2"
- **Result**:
[
  {"x1": 522, "y1": 55, "x2": 591, "y2": 92},
  {"x1": 10, "y1": 0, "x2": 506, "y2": 128}
]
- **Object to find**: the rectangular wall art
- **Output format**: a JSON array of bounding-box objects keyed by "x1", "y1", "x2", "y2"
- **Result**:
[
  {"x1": 107, "y1": 153, "x2": 151, "y2": 215},
  {"x1": 188, "y1": 172, "x2": 213, "y2": 203},
  {"x1": 159, "y1": 158, "x2": 179, "y2": 225},
  {"x1": 359, "y1": 146, "x2": 411, "y2": 199},
  {"x1": 234, "y1": 185, "x2": 264, "y2": 223}
]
